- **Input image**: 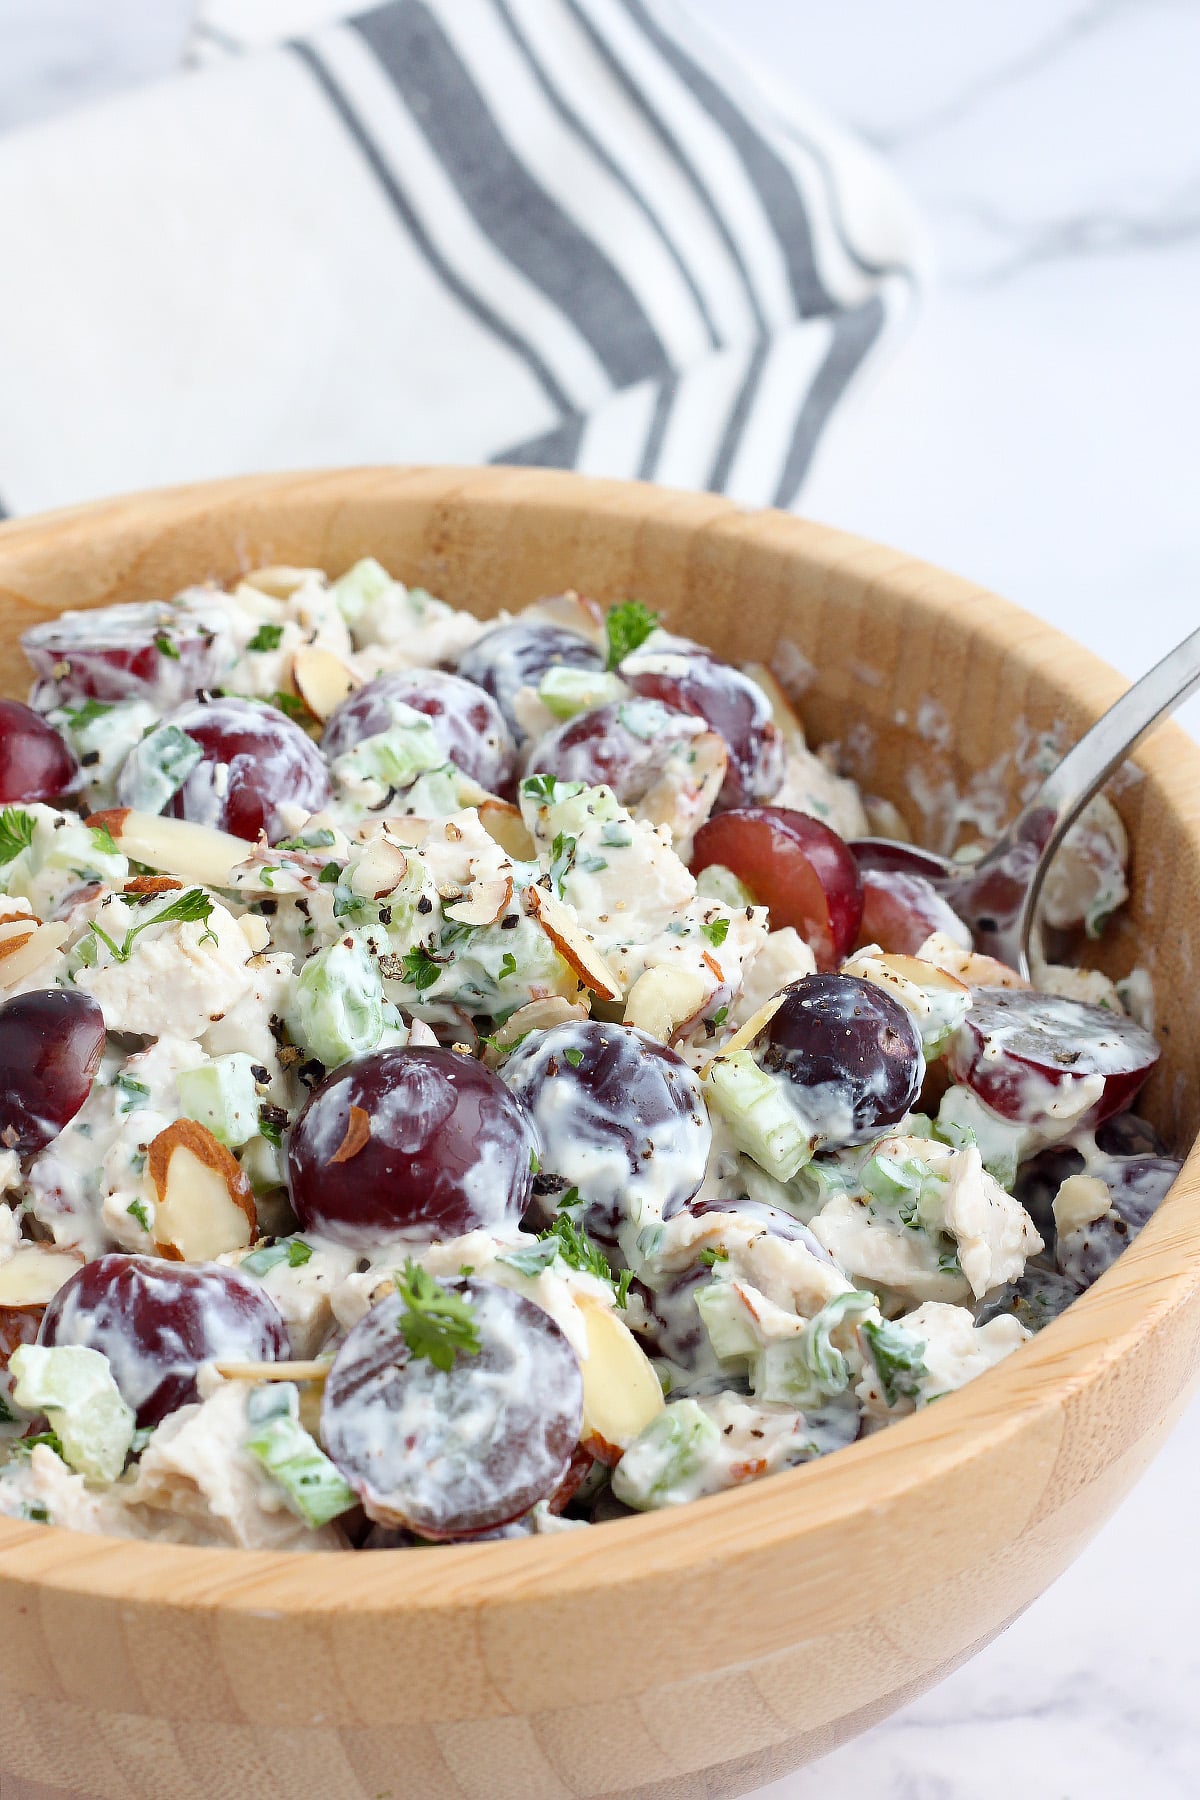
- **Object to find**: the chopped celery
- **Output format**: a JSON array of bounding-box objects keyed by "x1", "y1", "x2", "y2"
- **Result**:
[
  {"x1": 291, "y1": 935, "x2": 383, "y2": 1067},
  {"x1": 611, "y1": 1401, "x2": 720, "y2": 1511},
  {"x1": 861, "y1": 1317, "x2": 928, "y2": 1408},
  {"x1": 114, "y1": 723, "x2": 203, "y2": 814},
  {"x1": 244, "y1": 1383, "x2": 356, "y2": 1529},
  {"x1": 752, "y1": 1291, "x2": 876, "y2": 1407},
  {"x1": 333, "y1": 710, "x2": 444, "y2": 791},
  {"x1": 695, "y1": 1278, "x2": 759, "y2": 1361},
  {"x1": 9, "y1": 1344, "x2": 134, "y2": 1483},
  {"x1": 537, "y1": 666, "x2": 627, "y2": 720},
  {"x1": 704, "y1": 1051, "x2": 814, "y2": 1181},
  {"x1": 330, "y1": 556, "x2": 393, "y2": 627},
  {"x1": 177, "y1": 1054, "x2": 261, "y2": 1148},
  {"x1": 694, "y1": 863, "x2": 755, "y2": 909},
  {"x1": 937, "y1": 1085, "x2": 1025, "y2": 1190}
]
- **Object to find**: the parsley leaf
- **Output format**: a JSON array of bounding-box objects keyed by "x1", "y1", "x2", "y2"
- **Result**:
[
  {"x1": 498, "y1": 951, "x2": 518, "y2": 982},
  {"x1": 549, "y1": 831, "x2": 575, "y2": 897},
  {"x1": 397, "y1": 945, "x2": 443, "y2": 991},
  {"x1": 91, "y1": 887, "x2": 215, "y2": 963},
  {"x1": 89, "y1": 822, "x2": 118, "y2": 857},
  {"x1": 271, "y1": 691, "x2": 313, "y2": 724},
  {"x1": 564, "y1": 1047, "x2": 584, "y2": 1067},
  {"x1": 604, "y1": 599, "x2": 659, "y2": 671},
  {"x1": 154, "y1": 632, "x2": 180, "y2": 660},
  {"x1": 0, "y1": 808, "x2": 35, "y2": 866},
  {"x1": 395, "y1": 1260, "x2": 482, "y2": 1372},
  {"x1": 699, "y1": 1246, "x2": 729, "y2": 1268},
  {"x1": 115, "y1": 1074, "x2": 151, "y2": 1113},
  {"x1": 615, "y1": 1268, "x2": 633, "y2": 1308},
  {"x1": 247, "y1": 623, "x2": 285, "y2": 653},
  {"x1": 63, "y1": 699, "x2": 114, "y2": 729},
  {"x1": 540, "y1": 1206, "x2": 612, "y2": 1284},
  {"x1": 701, "y1": 917, "x2": 730, "y2": 949},
  {"x1": 521, "y1": 772, "x2": 559, "y2": 803},
  {"x1": 126, "y1": 1198, "x2": 151, "y2": 1232}
]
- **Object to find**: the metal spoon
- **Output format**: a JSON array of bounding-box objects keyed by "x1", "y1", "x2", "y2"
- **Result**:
[{"x1": 852, "y1": 623, "x2": 1200, "y2": 981}]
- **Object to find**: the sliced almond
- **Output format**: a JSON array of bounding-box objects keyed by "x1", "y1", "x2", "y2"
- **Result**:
[
  {"x1": 237, "y1": 565, "x2": 323, "y2": 601},
  {"x1": 0, "y1": 1246, "x2": 84, "y2": 1310},
  {"x1": 0, "y1": 899, "x2": 36, "y2": 931},
  {"x1": 915, "y1": 930, "x2": 1030, "y2": 991},
  {"x1": 624, "y1": 966, "x2": 710, "y2": 1045},
  {"x1": 238, "y1": 914, "x2": 272, "y2": 955},
  {"x1": 577, "y1": 1296, "x2": 664, "y2": 1464},
  {"x1": 361, "y1": 816, "x2": 432, "y2": 849},
  {"x1": 521, "y1": 589, "x2": 606, "y2": 646},
  {"x1": 88, "y1": 809, "x2": 249, "y2": 890},
  {"x1": 477, "y1": 798, "x2": 536, "y2": 862},
  {"x1": 445, "y1": 874, "x2": 514, "y2": 928},
  {"x1": 744, "y1": 662, "x2": 807, "y2": 754},
  {"x1": 0, "y1": 922, "x2": 68, "y2": 994},
  {"x1": 0, "y1": 922, "x2": 39, "y2": 963},
  {"x1": 213, "y1": 1359, "x2": 331, "y2": 1382},
  {"x1": 637, "y1": 730, "x2": 727, "y2": 844},
  {"x1": 524, "y1": 885, "x2": 622, "y2": 1001},
  {"x1": 292, "y1": 645, "x2": 361, "y2": 721},
  {"x1": 350, "y1": 833, "x2": 410, "y2": 900},
  {"x1": 329, "y1": 1105, "x2": 371, "y2": 1166},
  {"x1": 123, "y1": 876, "x2": 184, "y2": 897},
  {"x1": 481, "y1": 996, "x2": 588, "y2": 1066},
  {"x1": 702, "y1": 992, "x2": 786, "y2": 1074},
  {"x1": 149, "y1": 1119, "x2": 256, "y2": 1263}
]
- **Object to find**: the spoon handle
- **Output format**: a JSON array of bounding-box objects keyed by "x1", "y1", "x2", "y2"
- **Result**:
[{"x1": 1012, "y1": 622, "x2": 1200, "y2": 957}]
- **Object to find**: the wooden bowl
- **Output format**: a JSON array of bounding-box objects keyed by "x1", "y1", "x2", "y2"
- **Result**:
[{"x1": 0, "y1": 468, "x2": 1198, "y2": 1800}]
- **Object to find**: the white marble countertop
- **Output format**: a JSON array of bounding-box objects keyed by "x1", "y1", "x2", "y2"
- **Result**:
[{"x1": 4, "y1": 3, "x2": 1200, "y2": 1794}]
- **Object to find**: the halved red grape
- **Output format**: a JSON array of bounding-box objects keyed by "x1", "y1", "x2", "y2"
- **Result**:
[
  {"x1": 0, "y1": 989, "x2": 105, "y2": 1154},
  {"x1": 21, "y1": 600, "x2": 232, "y2": 709},
  {"x1": 850, "y1": 840, "x2": 952, "y2": 883},
  {"x1": 1013, "y1": 1143, "x2": 1087, "y2": 1246},
  {"x1": 321, "y1": 1278, "x2": 582, "y2": 1537},
  {"x1": 1055, "y1": 1154, "x2": 1181, "y2": 1287},
  {"x1": 117, "y1": 695, "x2": 331, "y2": 842},
  {"x1": 631, "y1": 1268, "x2": 729, "y2": 1397},
  {"x1": 288, "y1": 1047, "x2": 538, "y2": 1246},
  {"x1": 0, "y1": 702, "x2": 78, "y2": 804},
  {"x1": 761, "y1": 973, "x2": 924, "y2": 1148},
  {"x1": 526, "y1": 699, "x2": 704, "y2": 804},
  {"x1": 1095, "y1": 1112, "x2": 1166, "y2": 1157},
  {"x1": 321, "y1": 669, "x2": 516, "y2": 792},
  {"x1": 946, "y1": 988, "x2": 1160, "y2": 1128},
  {"x1": 456, "y1": 623, "x2": 603, "y2": 740},
  {"x1": 974, "y1": 1268, "x2": 1081, "y2": 1333},
  {"x1": 620, "y1": 641, "x2": 782, "y2": 809},
  {"x1": 857, "y1": 869, "x2": 971, "y2": 955},
  {"x1": 691, "y1": 807, "x2": 863, "y2": 970},
  {"x1": 39, "y1": 1254, "x2": 288, "y2": 1426},
  {"x1": 501, "y1": 1022, "x2": 710, "y2": 1242}
]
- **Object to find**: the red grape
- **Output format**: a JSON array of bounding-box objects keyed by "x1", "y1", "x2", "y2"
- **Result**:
[
  {"x1": 761, "y1": 973, "x2": 925, "y2": 1148},
  {"x1": 288, "y1": 1047, "x2": 538, "y2": 1246},
  {"x1": 21, "y1": 601, "x2": 232, "y2": 709},
  {"x1": 974, "y1": 1268, "x2": 1082, "y2": 1333},
  {"x1": 691, "y1": 807, "x2": 863, "y2": 970},
  {"x1": 857, "y1": 868, "x2": 971, "y2": 955},
  {"x1": 526, "y1": 699, "x2": 704, "y2": 804},
  {"x1": 1095, "y1": 1112, "x2": 1165, "y2": 1157},
  {"x1": 501, "y1": 1022, "x2": 710, "y2": 1242},
  {"x1": 946, "y1": 988, "x2": 1160, "y2": 1128},
  {"x1": 321, "y1": 669, "x2": 516, "y2": 793},
  {"x1": 0, "y1": 702, "x2": 78, "y2": 804},
  {"x1": 456, "y1": 623, "x2": 603, "y2": 740},
  {"x1": 0, "y1": 988, "x2": 105, "y2": 1154},
  {"x1": 321, "y1": 1278, "x2": 583, "y2": 1536},
  {"x1": 39, "y1": 1254, "x2": 289, "y2": 1426},
  {"x1": 620, "y1": 641, "x2": 783, "y2": 810},
  {"x1": 117, "y1": 695, "x2": 331, "y2": 843},
  {"x1": 850, "y1": 840, "x2": 951, "y2": 883},
  {"x1": 1055, "y1": 1154, "x2": 1181, "y2": 1287}
]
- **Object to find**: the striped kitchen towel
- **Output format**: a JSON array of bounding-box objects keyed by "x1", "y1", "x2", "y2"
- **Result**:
[{"x1": 0, "y1": 0, "x2": 924, "y2": 519}]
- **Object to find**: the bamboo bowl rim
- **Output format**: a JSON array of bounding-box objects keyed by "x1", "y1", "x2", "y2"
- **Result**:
[{"x1": 0, "y1": 466, "x2": 1197, "y2": 1621}]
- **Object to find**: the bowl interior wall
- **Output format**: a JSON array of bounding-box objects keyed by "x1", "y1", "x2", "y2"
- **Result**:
[{"x1": 0, "y1": 467, "x2": 1193, "y2": 1152}]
